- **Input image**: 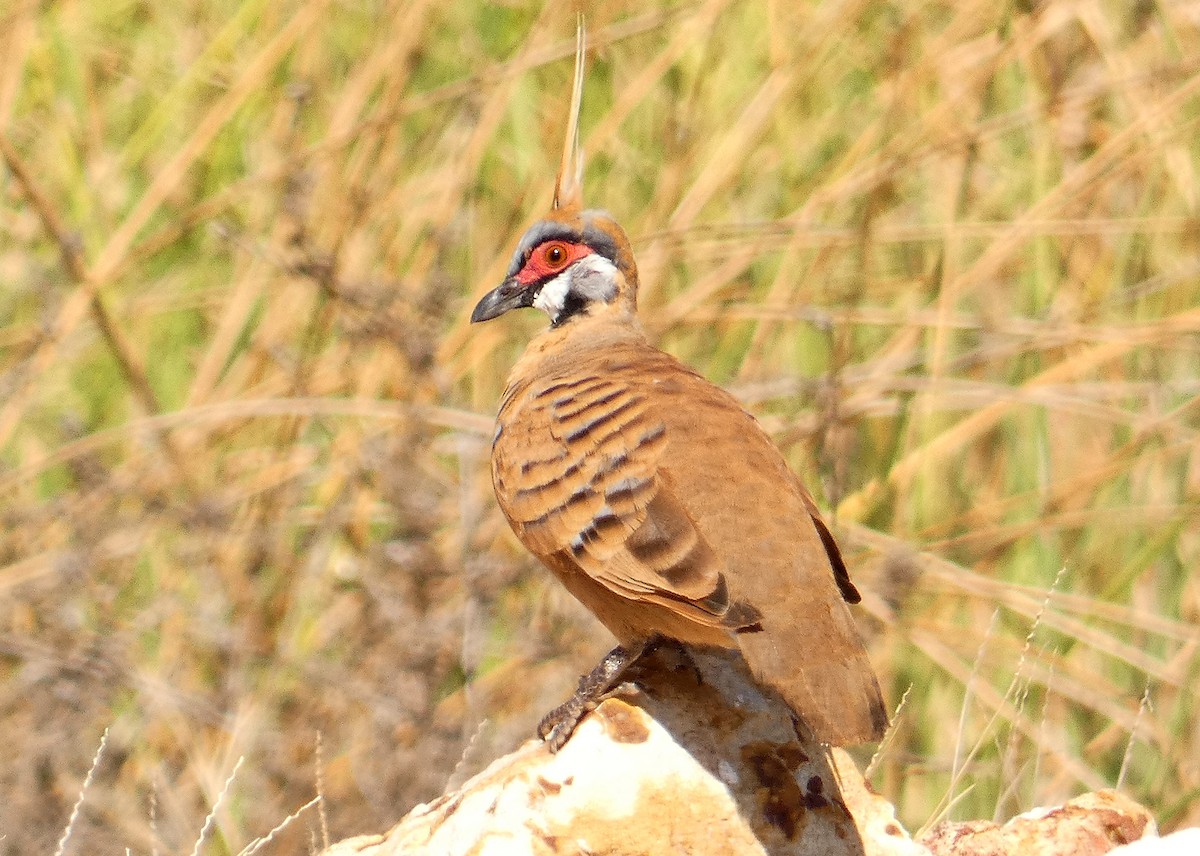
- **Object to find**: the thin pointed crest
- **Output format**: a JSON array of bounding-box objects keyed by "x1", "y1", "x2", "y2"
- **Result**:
[{"x1": 553, "y1": 20, "x2": 586, "y2": 211}]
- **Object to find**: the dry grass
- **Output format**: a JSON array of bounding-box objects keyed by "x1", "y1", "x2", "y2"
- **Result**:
[{"x1": 2, "y1": 0, "x2": 1198, "y2": 852}]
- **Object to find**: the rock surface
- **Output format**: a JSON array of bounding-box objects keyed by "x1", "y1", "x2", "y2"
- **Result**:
[
  {"x1": 1109, "y1": 828, "x2": 1200, "y2": 855},
  {"x1": 920, "y1": 790, "x2": 1155, "y2": 856},
  {"x1": 323, "y1": 645, "x2": 919, "y2": 855},
  {"x1": 320, "y1": 645, "x2": 1162, "y2": 856}
]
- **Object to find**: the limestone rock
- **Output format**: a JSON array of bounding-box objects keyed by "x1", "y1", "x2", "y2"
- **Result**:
[
  {"x1": 920, "y1": 789, "x2": 1155, "y2": 856},
  {"x1": 320, "y1": 645, "x2": 1162, "y2": 856},
  {"x1": 322, "y1": 645, "x2": 922, "y2": 855}
]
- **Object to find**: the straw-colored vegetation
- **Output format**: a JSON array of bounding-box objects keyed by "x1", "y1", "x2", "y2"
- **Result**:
[{"x1": 2, "y1": 0, "x2": 1197, "y2": 852}]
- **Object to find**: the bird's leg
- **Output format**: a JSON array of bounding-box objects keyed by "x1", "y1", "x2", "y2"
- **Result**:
[{"x1": 538, "y1": 637, "x2": 661, "y2": 752}]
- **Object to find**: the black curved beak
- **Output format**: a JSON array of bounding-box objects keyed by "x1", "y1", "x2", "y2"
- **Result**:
[{"x1": 470, "y1": 277, "x2": 534, "y2": 323}]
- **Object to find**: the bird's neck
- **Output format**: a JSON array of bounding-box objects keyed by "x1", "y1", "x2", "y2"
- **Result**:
[{"x1": 503, "y1": 307, "x2": 649, "y2": 396}]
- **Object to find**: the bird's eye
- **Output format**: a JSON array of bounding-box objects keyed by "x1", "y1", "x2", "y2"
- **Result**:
[{"x1": 544, "y1": 243, "x2": 568, "y2": 266}]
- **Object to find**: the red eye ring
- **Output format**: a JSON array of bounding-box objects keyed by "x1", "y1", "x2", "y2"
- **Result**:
[{"x1": 514, "y1": 240, "x2": 586, "y2": 285}]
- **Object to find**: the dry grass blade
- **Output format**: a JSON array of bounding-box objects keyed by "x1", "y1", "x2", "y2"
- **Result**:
[
  {"x1": 0, "y1": 0, "x2": 336, "y2": 451},
  {"x1": 53, "y1": 728, "x2": 110, "y2": 856},
  {"x1": 237, "y1": 795, "x2": 322, "y2": 856},
  {"x1": 190, "y1": 756, "x2": 245, "y2": 856},
  {"x1": 553, "y1": 19, "x2": 586, "y2": 211},
  {"x1": 314, "y1": 732, "x2": 329, "y2": 852},
  {"x1": 839, "y1": 307, "x2": 1200, "y2": 521},
  {"x1": 950, "y1": 609, "x2": 1001, "y2": 797},
  {"x1": 932, "y1": 569, "x2": 1068, "y2": 827},
  {"x1": 1117, "y1": 686, "x2": 1153, "y2": 791},
  {"x1": 865, "y1": 684, "x2": 912, "y2": 780}
]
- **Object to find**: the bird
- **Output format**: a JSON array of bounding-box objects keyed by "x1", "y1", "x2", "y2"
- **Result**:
[{"x1": 470, "y1": 27, "x2": 888, "y2": 751}]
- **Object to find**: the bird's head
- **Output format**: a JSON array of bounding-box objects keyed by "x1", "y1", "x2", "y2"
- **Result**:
[
  {"x1": 470, "y1": 23, "x2": 637, "y2": 330},
  {"x1": 470, "y1": 208, "x2": 638, "y2": 328}
]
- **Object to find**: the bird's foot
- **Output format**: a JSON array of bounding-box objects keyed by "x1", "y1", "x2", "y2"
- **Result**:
[
  {"x1": 537, "y1": 693, "x2": 590, "y2": 752},
  {"x1": 538, "y1": 641, "x2": 656, "y2": 752}
]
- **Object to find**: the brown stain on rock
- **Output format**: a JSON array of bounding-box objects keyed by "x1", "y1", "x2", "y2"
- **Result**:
[
  {"x1": 1061, "y1": 803, "x2": 1150, "y2": 845},
  {"x1": 741, "y1": 740, "x2": 809, "y2": 840},
  {"x1": 804, "y1": 774, "x2": 829, "y2": 809},
  {"x1": 598, "y1": 699, "x2": 650, "y2": 744},
  {"x1": 777, "y1": 743, "x2": 809, "y2": 770}
]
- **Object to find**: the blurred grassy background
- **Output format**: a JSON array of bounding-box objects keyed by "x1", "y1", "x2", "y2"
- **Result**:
[{"x1": 2, "y1": 0, "x2": 1198, "y2": 852}]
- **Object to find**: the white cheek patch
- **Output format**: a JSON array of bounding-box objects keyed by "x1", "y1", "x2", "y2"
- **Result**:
[
  {"x1": 533, "y1": 254, "x2": 619, "y2": 322},
  {"x1": 533, "y1": 270, "x2": 572, "y2": 318}
]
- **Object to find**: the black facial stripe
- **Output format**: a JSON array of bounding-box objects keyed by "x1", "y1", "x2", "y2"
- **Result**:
[{"x1": 550, "y1": 289, "x2": 590, "y2": 329}]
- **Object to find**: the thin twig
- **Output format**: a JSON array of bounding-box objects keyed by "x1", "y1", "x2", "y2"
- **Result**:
[
  {"x1": 923, "y1": 566, "x2": 1069, "y2": 834},
  {"x1": 237, "y1": 796, "x2": 322, "y2": 856},
  {"x1": 1030, "y1": 654, "x2": 1056, "y2": 806},
  {"x1": 1117, "y1": 684, "x2": 1152, "y2": 791},
  {"x1": 190, "y1": 756, "x2": 246, "y2": 856},
  {"x1": 950, "y1": 609, "x2": 1000, "y2": 793},
  {"x1": 150, "y1": 776, "x2": 160, "y2": 856},
  {"x1": 54, "y1": 727, "x2": 110, "y2": 856},
  {"x1": 314, "y1": 732, "x2": 329, "y2": 852},
  {"x1": 865, "y1": 684, "x2": 912, "y2": 780}
]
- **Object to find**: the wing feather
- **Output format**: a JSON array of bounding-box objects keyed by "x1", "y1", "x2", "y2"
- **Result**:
[{"x1": 493, "y1": 372, "x2": 744, "y2": 625}]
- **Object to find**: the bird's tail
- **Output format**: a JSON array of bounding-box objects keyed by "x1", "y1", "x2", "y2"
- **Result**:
[{"x1": 737, "y1": 610, "x2": 889, "y2": 745}]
